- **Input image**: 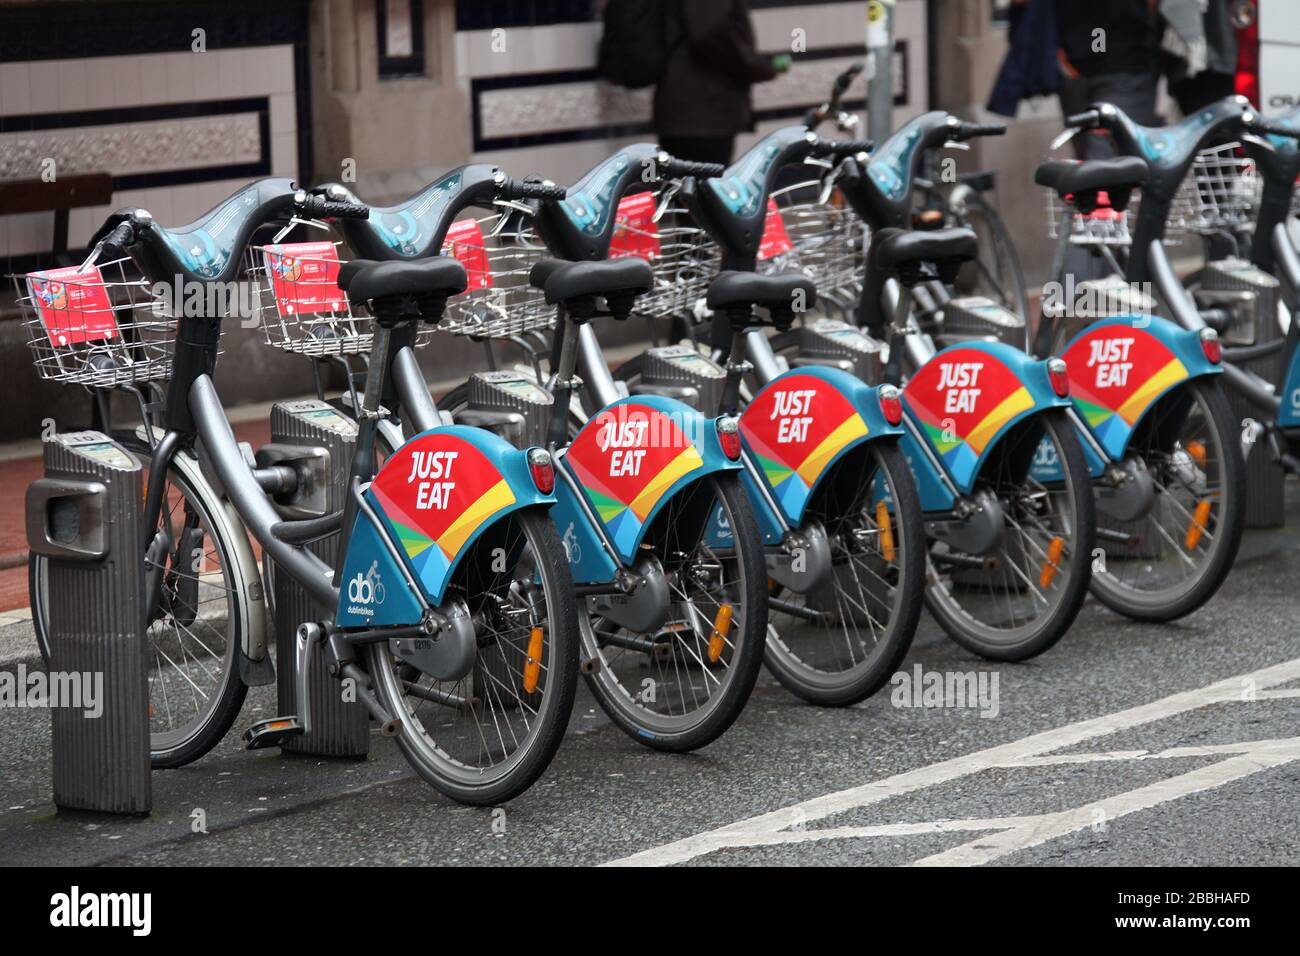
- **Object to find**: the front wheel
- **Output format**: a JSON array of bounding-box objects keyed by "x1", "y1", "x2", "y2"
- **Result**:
[
  {"x1": 924, "y1": 409, "x2": 1095, "y2": 662},
  {"x1": 1088, "y1": 378, "x2": 1245, "y2": 622},
  {"x1": 764, "y1": 439, "x2": 926, "y2": 706},
  {"x1": 580, "y1": 473, "x2": 768, "y2": 752},
  {"x1": 366, "y1": 508, "x2": 578, "y2": 805}
]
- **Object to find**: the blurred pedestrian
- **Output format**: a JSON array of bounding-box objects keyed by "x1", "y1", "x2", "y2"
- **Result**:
[
  {"x1": 651, "y1": 0, "x2": 790, "y2": 167},
  {"x1": 1055, "y1": 0, "x2": 1162, "y2": 158}
]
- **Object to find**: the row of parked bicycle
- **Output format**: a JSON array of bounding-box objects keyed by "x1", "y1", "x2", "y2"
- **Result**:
[{"x1": 17, "y1": 88, "x2": 1300, "y2": 804}]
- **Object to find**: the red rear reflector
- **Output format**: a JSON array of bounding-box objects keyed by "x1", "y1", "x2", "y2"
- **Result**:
[
  {"x1": 527, "y1": 448, "x2": 555, "y2": 494},
  {"x1": 878, "y1": 384, "x2": 903, "y2": 425},
  {"x1": 1047, "y1": 358, "x2": 1070, "y2": 398},
  {"x1": 1200, "y1": 328, "x2": 1222, "y2": 364},
  {"x1": 717, "y1": 417, "x2": 742, "y2": 460}
]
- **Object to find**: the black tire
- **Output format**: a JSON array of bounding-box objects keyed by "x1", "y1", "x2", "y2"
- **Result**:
[
  {"x1": 763, "y1": 439, "x2": 926, "y2": 706},
  {"x1": 1088, "y1": 377, "x2": 1245, "y2": 622},
  {"x1": 924, "y1": 409, "x2": 1096, "y2": 662},
  {"x1": 581, "y1": 473, "x2": 768, "y2": 752},
  {"x1": 612, "y1": 349, "x2": 922, "y2": 706},
  {"x1": 367, "y1": 508, "x2": 579, "y2": 805},
  {"x1": 30, "y1": 440, "x2": 250, "y2": 768}
]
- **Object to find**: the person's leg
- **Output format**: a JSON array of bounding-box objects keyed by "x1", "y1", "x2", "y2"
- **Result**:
[
  {"x1": 1171, "y1": 71, "x2": 1235, "y2": 117},
  {"x1": 657, "y1": 135, "x2": 734, "y2": 167}
]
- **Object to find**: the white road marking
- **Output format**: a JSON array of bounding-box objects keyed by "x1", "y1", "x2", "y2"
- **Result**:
[{"x1": 604, "y1": 657, "x2": 1300, "y2": 866}]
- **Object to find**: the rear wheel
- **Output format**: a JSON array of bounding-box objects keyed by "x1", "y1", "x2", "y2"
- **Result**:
[
  {"x1": 924, "y1": 409, "x2": 1095, "y2": 661},
  {"x1": 580, "y1": 474, "x2": 767, "y2": 751},
  {"x1": 763, "y1": 440, "x2": 925, "y2": 706},
  {"x1": 1088, "y1": 378, "x2": 1244, "y2": 621},
  {"x1": 367, "y1": 508, "x2": 578, "y2": 805}
]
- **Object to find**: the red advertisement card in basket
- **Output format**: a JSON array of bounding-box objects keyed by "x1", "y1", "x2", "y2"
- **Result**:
[
  {"x1": 262, "y1": 242, "x2": 344, "y2": 317},
  {"x1": 441, "y1": 218, "x2": 492, "y2": 293},
  {"x1": 610, "y1": 192, "x2": 661, "y2": 261},
  {"x1": 757, "y1": 198, "x2": 793, "y2": 260},
  {"x1": 27, "y1": 265, "x2": 118, "y2": 347}
]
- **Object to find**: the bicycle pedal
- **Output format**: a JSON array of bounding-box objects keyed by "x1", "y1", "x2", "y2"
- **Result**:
[{"x1": 243, "y1": 716, "x2": 305, "y2": 750}]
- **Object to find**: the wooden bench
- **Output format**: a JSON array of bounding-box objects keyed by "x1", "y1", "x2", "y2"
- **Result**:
[{"x1": 0, "y1": 172, "x2": 113, "y2": 266}]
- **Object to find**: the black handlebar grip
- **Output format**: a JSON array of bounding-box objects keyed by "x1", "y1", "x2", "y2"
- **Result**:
[
  {"x1": 1253, "y1": 119, "x2": 1300, "y2": 141},
  {"x1": 810, "y1": 138, "x2": 874, "y2": 158},
  {"x1": 298, "y1": 194, "x2": 369, "y2": 219},
  {"x1": 321, "y1": 200, "x2": 370, "y2": 220},
  {"x1": 1066, "y1": 110, "x2": 1100, "y2": 129},
  {"x1": 660, "y1": 156, "x2": 727, "y2": 179},
  {"x1": 102, "y1": 220, "x2": 137, "y2": 250},
  {"x1": 958, "y1": 122, "x2": 1007, "y2": 139},
  {"x1": 501, "y1": 178, "x2": 568, "y2": 201}
]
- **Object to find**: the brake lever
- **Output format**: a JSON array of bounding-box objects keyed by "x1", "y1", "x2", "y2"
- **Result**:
[
  {"x1": 78, "y1": 241, "x2": 107, "y2": 273},
  {"x1": 1050, "y1": 127, "x2": 1082, "y2": 152},
  {"x1": 818, "y1": 165, "x2": 844, "y2": 205},
  {"x1": 652, "y1": 181, "x2": 682, "y2": 224},
  {"x1": 272, "y1": 216, "x2": 331, "y2": 244},
  {"x1": 1241, "y1": 133, "x2": 1278, "y2": 153},
  {"x1": 491, "y1": 198, "x2": 537, "y2": 218}
]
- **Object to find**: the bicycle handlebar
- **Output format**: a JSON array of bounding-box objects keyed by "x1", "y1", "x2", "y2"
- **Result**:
[
  {"x1": 809, "y1": 138, "x2": 874, "y2": 159},
  {"x1": 1066, "y1": 109, "x2": 1102, "y2": 130},
  {"x1": 100, "y1": 220, "x2": 137, "y2": 251},
  {"x1": 498, "y1": 177, "x2": 568, "y2": 202},
  {"x1": 296, "y1": 192, "x2": 370, "y2": 220},
  {"x1": 954, "y1": 122, "x2": 1007, "y2": 140},
  {"x1": 1250, "y1": 118, "x2": 1300, "y2": 141},
  {"x1": 657, "y1": 155, "x2": 727, "y2": 180}
]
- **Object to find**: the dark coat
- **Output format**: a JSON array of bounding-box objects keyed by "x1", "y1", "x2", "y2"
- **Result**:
[
  {"x1": 653, "y1": 0, "x2": 777, "y2": 138},
  {"x1": 987, "y1": 0, "x2": 1060, "y2": 117}
]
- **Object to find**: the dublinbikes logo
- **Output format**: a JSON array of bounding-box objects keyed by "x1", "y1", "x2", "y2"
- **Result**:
[{"x1": 346, "y1": 560, "x2": 386, "y2": 618}]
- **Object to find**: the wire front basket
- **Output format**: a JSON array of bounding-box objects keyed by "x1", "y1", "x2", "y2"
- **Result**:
[
  {"x1": 17, "y1": 257, "x2": 175, "y2": 387},
  {"x1": 1167, "y1": 142, "x2": 1260, "y2": 235},
  {"x1": 760, "y1": 182, "x2": 864, "y2": 297},
  {"x1": 1045, "y1": 142, "x2": 1261, "y2": 246},
  {"x1": 248, "y1": 240, "x2": 380, "y2": 356},
  {"x1": 629, "y1": 194, "x2": 720, "y2": 320},
  {"x1": 1045, "y1": 189, "x2": 1137, "y2": 246},
  {"x1": 437, "y1": 215, "x2": 555, "y2": 339}
]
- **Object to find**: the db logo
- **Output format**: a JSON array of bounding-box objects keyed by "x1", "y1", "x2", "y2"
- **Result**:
[{"x1": 348, "y1": 561, "x2": 386, "y2": 605}]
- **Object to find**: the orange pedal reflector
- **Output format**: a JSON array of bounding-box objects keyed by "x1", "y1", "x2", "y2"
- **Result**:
[
  {"x1": 1185, "y1": 499, "x2": 1212, "y2": 550},
  {"x1": 1039, "y1": 536, "x2": 1065, "y2": 589},
  {"x1": 523, "y1": 627, "x2": 544, "y2": 694},
  {"x1": 708, "y1": 604, "x2": 733, "y2": 663},
  {"x1": 876, "y1": 500, "x2": 897, "y2": 562},
  {"x1": 1186, "y1": 440, "x2": 1206, "y2": 469}
]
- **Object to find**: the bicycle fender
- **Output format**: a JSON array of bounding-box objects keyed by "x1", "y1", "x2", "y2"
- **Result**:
[
  {"x1": 335, "y1": 426, "x2": 554, "y2": 626},
  {"x1": 1276, "y1": 342, "x2": 1300, "y2": 429},
  {"x1": 1060, "y1": 317, "x2": 1221, "y2": 461},
  {"x1": 903, "y1": 341, "x2": 1070, "y2": 496},
  {"x1": 562, "y1": 396, "x2": 740, "y2": 567},
  {"x1": 738, "y1": 367, "x2": 902, "y2": 527}
]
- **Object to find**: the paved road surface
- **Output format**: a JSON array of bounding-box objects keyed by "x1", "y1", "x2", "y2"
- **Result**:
[{"x1": 2, "y1": 504, "x2": 1298, "y2": 867}]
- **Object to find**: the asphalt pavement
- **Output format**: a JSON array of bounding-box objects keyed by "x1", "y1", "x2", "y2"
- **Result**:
[{"x1": 2, "y1": 492, "x2": 1299, "y2": 867}]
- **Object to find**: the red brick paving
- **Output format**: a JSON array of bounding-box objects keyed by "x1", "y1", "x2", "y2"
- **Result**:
[{"x1": 0, "y1": 418, "x2": 272, "y2": 612}]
